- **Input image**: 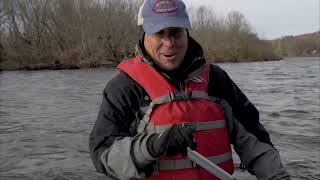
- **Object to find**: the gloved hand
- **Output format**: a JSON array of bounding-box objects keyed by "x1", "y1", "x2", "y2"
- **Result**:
[{"x1": 147, "y1": 124, "x2": 197, "y2": 157}]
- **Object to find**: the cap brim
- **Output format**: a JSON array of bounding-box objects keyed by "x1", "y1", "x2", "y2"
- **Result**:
[{"x1": 143, "y1": 17, "x2": 191, "y2": 35}]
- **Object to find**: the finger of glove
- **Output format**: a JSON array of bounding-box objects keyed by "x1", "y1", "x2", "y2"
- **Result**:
[
  {"x1": 153, "y1": 126, "x2": 175, "y2": 156},
  {"x1": 156, "y1": 125, "x2": 175, "y2": 145},
  {"x1": 173, "y1": 135, "x2": 188, "y2": 156},
  {"x1": 177, "y1": 127, "x2": 195, "y2": 148},
  {"x1": 191, "y1": 140, "x2": 197, "y2": 150},
  {"x1": 164, "y1": 142, "x2": 180, "y2": 156},
  {"x1": 158, "y1": 125, "x2": 194, "y2": 156},
  {"x1": 158, "y1": 125, "x2": 181, "y2": 156},
  {"x1": 172, "y1": 128, "x2": 194, "y2": 156}
]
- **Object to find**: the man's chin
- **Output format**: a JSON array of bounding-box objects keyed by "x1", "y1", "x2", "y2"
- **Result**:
[{"x1": 159, "y1": 62, "x2": 182, "y2": 71}]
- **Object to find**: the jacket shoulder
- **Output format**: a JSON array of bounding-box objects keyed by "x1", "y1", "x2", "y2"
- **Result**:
[
  {"x1": 104, "y1": 70, "x2": 149, "y2": 107},
  {"x1": 209, "y1": 64, "x2": 228, "y2": 79},
  {"x1": 107, "y1": 70, "x2": 138, "y2": 90},
  {"x1": 207, "y1": 64, "x2": 232, "y2": 97}
]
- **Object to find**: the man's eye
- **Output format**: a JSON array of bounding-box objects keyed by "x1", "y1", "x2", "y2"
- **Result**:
[
  {"x1": 156, "y1": 30, "x2": 165, "y2": 36},
  {"x1": 173, "y1": 31, "x2": 183, "y2": 39}
]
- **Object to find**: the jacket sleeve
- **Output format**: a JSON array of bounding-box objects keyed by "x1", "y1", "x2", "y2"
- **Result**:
[
  {"x1": 230, "y1": 116, "x2": 290, "y2": 179},
  {"x1": 89, "y1": 72, "x2": 156, "y2": 180},
  {"x1": 209, "y1": 64, "x2": 272, "y2": 146},
  {"x1": 210, "y1": 65, "x2": 290, "y2": 179}
]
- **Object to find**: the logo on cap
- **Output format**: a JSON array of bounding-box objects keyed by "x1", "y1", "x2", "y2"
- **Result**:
[{"x1": 152, "y1": 0, "x2": 178, "y2": 13}]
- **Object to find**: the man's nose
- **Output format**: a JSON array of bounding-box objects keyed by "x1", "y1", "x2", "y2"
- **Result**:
[{"x1": 162, "y1": 36, "x2": 175, "y2": 48}]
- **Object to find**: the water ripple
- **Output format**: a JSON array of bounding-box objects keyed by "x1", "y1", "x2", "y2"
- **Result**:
[{"x1": 0, "y1": 59, "x2": 319, "y2": 179}]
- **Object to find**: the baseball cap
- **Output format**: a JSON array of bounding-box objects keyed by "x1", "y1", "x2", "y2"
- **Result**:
[{"x1": 138, "y1": 0, "x2": 191, "y2": 35}]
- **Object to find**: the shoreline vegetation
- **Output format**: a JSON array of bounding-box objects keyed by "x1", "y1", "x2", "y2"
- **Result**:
[{"x1": 0, "y1": 0, "x2": 319, "y2": 71}]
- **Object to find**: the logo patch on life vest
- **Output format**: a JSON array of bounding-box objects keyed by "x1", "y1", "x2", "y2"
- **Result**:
[
  {"x1": 190, "y1": 76, "x2": 206, "y2": 83},
  {"x1": 152, "y1": 0, "x2": 178, "y2": 13}
]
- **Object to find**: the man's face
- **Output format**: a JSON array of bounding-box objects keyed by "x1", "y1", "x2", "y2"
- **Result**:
[{"x1": 144, "y1": 27, "x2": 188, "y2": 71}]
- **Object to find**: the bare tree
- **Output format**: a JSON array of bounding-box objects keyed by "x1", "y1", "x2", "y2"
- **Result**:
[{"x1": 0, "y1": 0, "x2": 282, "y2": 70}]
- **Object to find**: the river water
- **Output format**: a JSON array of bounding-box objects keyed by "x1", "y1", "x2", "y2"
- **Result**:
[{"x1": 0, "y1": 57, "x2": 319, "y2": 180}]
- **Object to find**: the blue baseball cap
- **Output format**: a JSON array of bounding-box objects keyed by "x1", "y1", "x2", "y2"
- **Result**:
[{"x1": 138, "y1": 0, "x2": 191, "y2": 35}]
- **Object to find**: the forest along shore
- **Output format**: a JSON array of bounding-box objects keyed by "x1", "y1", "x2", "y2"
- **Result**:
[{"x1": 0, "y1": 0, "x2": 318, "y2": 71}]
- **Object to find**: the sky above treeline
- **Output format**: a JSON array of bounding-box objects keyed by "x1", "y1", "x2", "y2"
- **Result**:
[{"x1": 183, "y1": 0, "x2": 319, "y2": 39}]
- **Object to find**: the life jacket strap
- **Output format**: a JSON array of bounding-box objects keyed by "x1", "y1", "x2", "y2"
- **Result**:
[
  {"x1": 158, "y1": 152, "x2": 232, "y2": 170},
  {"x1": 137, "y1": 91, "x2": 221, "y2": 133},
  {"x1": 149, "y1": 120, "x2": 226, "y2": 134}
]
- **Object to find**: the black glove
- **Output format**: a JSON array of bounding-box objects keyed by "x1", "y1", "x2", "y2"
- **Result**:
[{"x1": 147, "y1": 124, "x2": 197, "y2": 157}]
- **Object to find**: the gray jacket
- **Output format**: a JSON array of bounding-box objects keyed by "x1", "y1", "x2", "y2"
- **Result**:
[{"x1": 89, "y1": 39, "x2": 290, "y2": 179}]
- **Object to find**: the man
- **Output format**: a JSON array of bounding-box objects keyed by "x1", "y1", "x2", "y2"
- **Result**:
[{"x1": 89, "y1": 0, "x2": 290, "y2": 179}]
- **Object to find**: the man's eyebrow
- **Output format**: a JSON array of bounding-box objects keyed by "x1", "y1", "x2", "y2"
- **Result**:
[
  {"x1": 156, "y1": 28, "x2": 184, "y2": 35},
  {"x1": 156, "y1": 30, "x2": 165, "y2": 35},
  {"x1": 172, "y1": 28, "x2": 183, "y2": 33}
]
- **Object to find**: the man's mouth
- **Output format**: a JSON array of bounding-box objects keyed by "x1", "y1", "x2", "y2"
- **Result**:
[{"x1": 161, "y1": 53, "x2": 176, "y2": 58}]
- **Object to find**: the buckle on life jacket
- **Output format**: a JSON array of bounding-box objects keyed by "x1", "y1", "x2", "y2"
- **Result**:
[
  {"x1": 169, "y1": 91, "x2": 192, "y2": 101},
  {"x1": 240, "y1": 161, "x2": 246, "y2": 172},
  {"x1": 191, "y1": 159, "x2": 199, "y2": 168},
  {"x1": 181, "y1": 122, "x2": 197, "y2": 130}
]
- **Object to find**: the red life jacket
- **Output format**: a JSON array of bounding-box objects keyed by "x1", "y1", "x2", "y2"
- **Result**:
[{"x1": 117, "y1": 56, "x2": 234, "y2": 180}]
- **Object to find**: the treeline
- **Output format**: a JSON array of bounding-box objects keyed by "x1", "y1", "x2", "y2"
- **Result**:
[
  {"x1": 188, "y1": 6, "x2": 279, "y2": 63},
  {"x1": 271, "y1": 32, "x2": 320, "y2": 58},
  {"x1": 0, "y1": 0, "x2": 279, "y2": 70},
  {"x1": 0, "y1": 0, "x2": 142, "y2": 70}
]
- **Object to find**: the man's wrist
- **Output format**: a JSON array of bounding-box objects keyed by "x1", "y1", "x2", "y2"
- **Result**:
[
  {"x1": 132, "y1": 133, "x2": 158, "y2": 168},
  {"x1": 146, "y1": 133, "x2": 160, "y2": 158}
]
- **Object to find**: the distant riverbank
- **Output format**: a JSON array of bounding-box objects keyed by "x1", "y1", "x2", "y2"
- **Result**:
[
  {"x1": 283, "y1": 56, "x2": 320, "y2": 60},
  {"x1": 0, "y1": 60, "x2": 115, "y2": 71},
  {"x1": 0, "y1": 57, "x2": 282, "y2": 71},
  {"x1": 1, "y1": 56, "x2": 318, "y2": 71}
]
